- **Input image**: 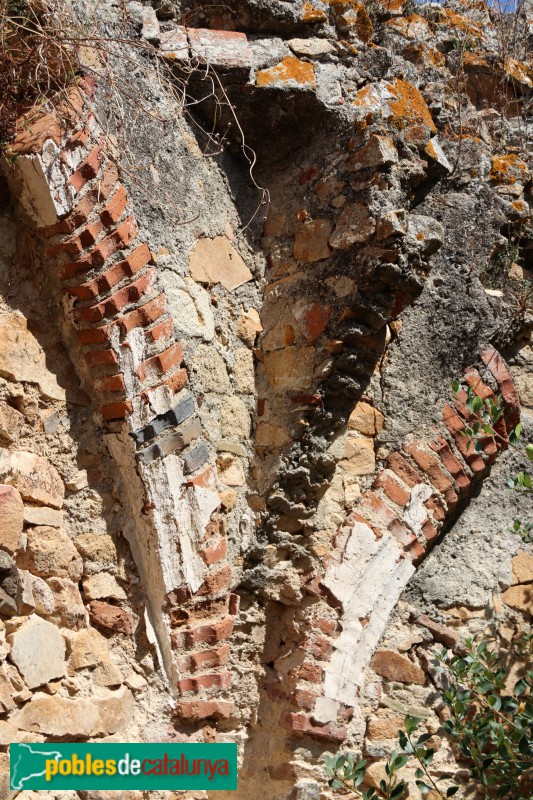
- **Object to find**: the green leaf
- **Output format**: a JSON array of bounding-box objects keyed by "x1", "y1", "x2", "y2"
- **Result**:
[
  {"x1": 329, "y1": 779, "x2": 343, "y2": 789},
  {"x1": 451, "y1": 380, "x2": 460, "y2": 394},
  {"x1": 415, "y1": 780, "x2": 432, "y2": 791},
  {"x1": 390, "y1": 782, "x2": 406, "y2": 799},
  {"x1": 526, "y1": 443, "x2": 533, "y2": 462}
]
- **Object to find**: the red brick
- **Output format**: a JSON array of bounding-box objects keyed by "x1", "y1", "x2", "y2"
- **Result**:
[
  {"x1": 196, "y1": 563, "x2": 232, "y2": 597},
  {"x1": 389, "y1": 519, "x2": 419, "y2": 549},
  {"x1": 387, "y1": 452, "x2": 424, "y2": 488},
  {"x1": 425, "y1": 495, "x2": 445, "y2": 523},
  {"x1": 429, "y1": 437, "x2": 471, "y2": 493},
  {"x1": 63, "y1": 126, "x2": 90, "y2": 152},
  {"x1": 173, "y1": 699, "x2": 234, "y2": 721},
  {"x1": 303, "y1": 635, "x2": 333, "y2": 660},
  {"x1": 75, "y1": 268, "x2": 157, "y2": 324},
  {"x1": 178, "y1": 643, "x2": 230, "y2": 674},
  {"x1": 84, "y1": 348, "x2": 118, "y2": 369},
  {"x1": 463, "y1": 368, "x2": 495, "y2": 400},
  {"x1": 77, "y1": 325, "x2": 111, "y2": 346},
  {"x1": 442, "y1": 406, "x2": 486, "y2": 474},
  {"x1": 481, "y1": 348, "x2": 521, "y2": 427},
  {"x1": 169, "y1": 598, "x2": 229, "y2": 626},
  {"x1": 422, "y1": 520, "x2": 439, "y2": 543},
  {"x1": 147, "y1": 317, "x2": 174, "y2": 342},
  {"x1": 61, "y1": 216, "x2": 138, "y2": 279},
  {"x1": 68, "y1": 244, "x2": 151, "y2": 301},
  {"x1": 118, "y1": 294, "x2": 167, "y2": 336},
  {"x1": 200, "y1": 536, "x2": 227, "y2": 566},
  {"x1": 69, "y1": 146, "x2": 104, "y2": 193},
  {"x1": 136, "y1": 342, "x2": 184, "y2": 383},
  {"x1": 100, "y1": 184, "x2": 128, "y2": 226},
  {"x1": 282, "y1": 712, "x2": 346, "y2": 743},
  {"x1": 403, "y1": 442, "x2": 458, "y2": 511},
  {"x1": 95, "y1": 373, "x2": 126, "y2": 394},
  {"x1": 407, "y1": 538, "x2": 426, "y2": 565},
  {"x1": 293, "y1": 662, "x2": 323, "y2": 683},
  {"x1": 358, "y1": 490, "x2": 398, "y2": 528},
  {"x1": 313, "y1": 617, "x2": 337, "y2": 636},
  {"x1": 141, "y1": 369, "x2": 188, "y2": 402},
  {"x1": 373, "y1": 470, "x2": 410, "y2": 506},
  {"x1": 46, "y1": 218, "x2": 106, "y2": 258},
  {"x1": 101, "y1": 400, "x2": 132, "y2": 420},
  {"x1": 291, "y1": 688, "x2": 319, "y2": 710},
  {"x1": 178, "y1": 670, "x2": 231, "y2": 695},
  {"x1": 172, "y1": 616, "x2": 234, "y2": 648}
]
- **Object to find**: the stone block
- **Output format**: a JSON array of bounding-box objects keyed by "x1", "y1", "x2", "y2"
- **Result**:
[
  {"x1": 137, "y1": 417, "x2": 202, "y2": 465},
  {"x1": 17, "y1": 526, "x2": 83, "y2": 580},
  {"x1": 8, "y1": 615, "x2": 65, "y2": 689},
  {"x1": 0, "y1": 450, "x2": 64, "y2": 508},
  {"x1": 0, "y1": 485, "x2": 24, "y2": 553},
  {"x1": 160, "y1": 27, "x2": 189, "y2": 60},
  {"x1": 183, "y1": 442, "x2": 210, "y2": 475},
  {"x1": 188, "y1": 28, "x2": 252, "y2": 70},
  {"x1": 189, "y1": 236, "x2": 252, "y2": 291}
]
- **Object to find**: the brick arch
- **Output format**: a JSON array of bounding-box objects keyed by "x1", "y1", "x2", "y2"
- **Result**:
[
  {"x1": 3, "y1": 79, "x2": 237, "y2": 723},
  {"x1": 280, "y1": 350, "x2": 520, "y2": 742}
]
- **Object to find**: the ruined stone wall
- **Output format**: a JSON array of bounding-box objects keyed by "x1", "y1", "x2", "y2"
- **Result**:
[{"x1": 0, "y1": 0, "x2": 531, "y2": 797}]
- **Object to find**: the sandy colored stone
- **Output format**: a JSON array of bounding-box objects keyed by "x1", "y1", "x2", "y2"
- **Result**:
[
  {"x1": 189, "y1": 236, "x2": 252, "y2": 291},
  {"x1": 501, "y1": 585, "x2": 533, "y2": 614},
  {"x1": 68, "y1": 628, "x2": 112, "y2": 670},
  {"x1": 233, "y1": 348, "x2": 255, "y2": 393},
  {"x1": 0, "y1": 450, "x2": 64, "y2": 508},
  {"x1": 46, "y1": 577, "x2": 87, "y2": 629},
  {"x1": 18, "y1": 526, "x2": 82, "y2": 580},
  {"x1": 220, "y1": 396, "x2": 251, "y2": 440},
  {"x1": 192, "y1": 344, "x2": 230, "y2": 392},
  {"x1": 14, "y1": 689, "x2": 133, "y2": 736},
  {"x1": 8, "y1": 615, "x2": 65, "y2": 689},
  {"x1": 371, "y1": 649, "x2": 426, "y2": 684},
  {"x1": 217, "y1": 454, "x2": 245, "y2": 486},
  {"x1": 0, "y1": 403, "x2": 24, "y2": 443},
  {"x1": 293, "y1": 219, "x2": 332, "y2": 263},
  {"x1": 329, "y1": 202, "x2": 375, "y2": 249},
  {"x1": 264, "y1": 346, "x2": 315, "y2": 392},
  {"x1": 29, "y1": 574, "x2": 55, "y2": 615},
  {"x1": 340, "y1": 436, "x2": 376, "y2": 475},
  {"x1": 515, "y1": 373, "x2": 533, "y2": 408},
  {"x1": 0, "y1": 719, "x2": 17, "y2": 745},
  {"x1": 75, "y1": 533, "x2": 117, "y2": 576},
  {"x1": 512, "y1": 551, "x2": 533, "y2": 584},
  {"x1": 255, "y1": 421, "x2": 292, "y2": 447},
  {"x1": 367, "y1": 713, "x2": 405, "y2": 739},
  {"x1": 0, "y1": 315, "x2": 65, "y2": 401},
  {"x1": 349, "y1": 135, "x2": 398, "y2": 170},
  {"x1": 92, "y1": 659, "x2": 123, "y2": 687},
  {"x1": 82, "y1": 572, "x2": 126, "y2": 601},
  {"x1": 23, "y1": 505, "x2": 63, "y2": 528},
  {"x1": 287, "y1": 37, "x2": 336, "y2": 58},
  {"x1": 348, "y1": 402, "x2": 385, "y2": 435},
  {"x1": 0, "y1": 485, "x2": 24, "y2": 553},
  {"x1": 236, "y1": 307, "x2": 263, "y2": 347}
]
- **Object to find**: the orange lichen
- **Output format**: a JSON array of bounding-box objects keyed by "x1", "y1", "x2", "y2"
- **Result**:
[
  {"x1": 329, "y1": 0, "x2": 374, "y2": 41},
  {"x1": 386, "y1": 79, "x2": 437, "y2": 133},
  {"x1": 403, "y1": 43, "x2": 445, "y2": 68},
  {"x1": 489, "y1": 154, "x2": 530, "y2": 184},
  {"x1": 462, "y1": 52, "x2": 489, "y2": 68},
  {"x1": 302, "y1": 2, "x2": 328, "y2": 22},
  {"x1": 384, "y1": 14, "x2": 432, "y2": 39},
  {"x1": 504, "y1": 58, "x2": 533, "y2": 87},
  {"x1": 256, "y1": 57, "x2": 316, "y2": 88},
  {"x1": 437, "y1": 8, "x2": 483, "y2": 37}
]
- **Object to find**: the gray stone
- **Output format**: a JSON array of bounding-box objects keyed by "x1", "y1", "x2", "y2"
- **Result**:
[
  {"x1": 8, "y1": 615, "x2": 65, "y2": 688},
  {"x1": 406, "y1": 215, "x2": 444, "y2": 255},
  {"x1": 183, "y1": 442, "x2": 209, "y2": 475}
]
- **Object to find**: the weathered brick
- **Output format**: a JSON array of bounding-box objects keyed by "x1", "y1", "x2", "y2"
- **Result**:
[
  {"x1": 116, "y1": 294, "x2": 167, "y2": 336},
  {"x1": 75, "y1": 268, "x2": 157, "y2": 323},
  {"x1": 386, "y1": 452, "x2": 424, "y2": 488},
  {"x1": 373, "y1": 470, "x2": 410, "y2": 506},
  {"x1": 136, "y1": 342, "x2": 184, "y2": 383},
  {"x1": 358, "y1": 489, "x2": 397, "y2": 528},
  {"x1": 421, "y1": 520, "x2": 439, "y2": 543},
  {"x1": 178, "y1": 670, "x2": 231, "y2": 695},
  {"x1": 442, "y1": 405, "x2": 486, "y2": 474},
  {"x1": 69, "y1": 243, "x2": 151, "y2": 301},
  {"x1": 183, "y1": 441, "x2": 209, "y2": 475},
  {"x1": 137, "y1": 417, "x2": 202, "y2": 465},
  {"x1": 403, "y1": 442, "x2": 458, "y2": 511},
  {"x1": 425, "y1": 495, "x2": 446, "y2": 523},
  {"x1": 293, "y1": 661, "x2": 323, "y2": 683},
  {"x1": 303, "y1": 635, "x2": 333, "y2": 660},
  {"x1": 46, "y1": 218, "x2": 105, "y2": 258},
  {"x1": 406, "y1": 538, "x2": 426, "y2": 564},
  {"x1": 313, "y1": 617, "x2": 338, "y2": 636},
  {"x1": 147, "y1": 317, "x2": 174, "y2": 342},
  {"x1": 171, "y1": 615, "x2": 234, "y2": 648},
  {"x1": 173, "y1": 699, "x2": 234, "y2": 721},
  {"x1": 169, "y1": 597, "x2": 228, "y2": 626},
  {"x1": 463, "y1": 368, "x2": 495, "y2": 400},
  {"x1": 101, "y1": 401, "x2": 132, "y2": 421},
  {"x1": 429, "y1": 435, "x2": 471, "y2": 493},
  {"x1": 84, "y1": 348, "x2": 119, "y2": 369},
  {"x1": 69, "y1": 146, "x2": 104, "y2": 193},
  {"x1": 282, "y1": 712, "x2": 346, "y2": 742},
  {"x1": 142, "y1": 369, "x2": 187, "y2": 400},
  {"x1": 291, "y1": 688, "x2": 319, "y2": 710},
  {"x1": 200, "y1": 536, "x2": 227, "y2": 566},
  {"x1": 61, "y1": 216, "x2": 138, "y2": 279},
  {"x1": 196, "y1": 563, "x2": 232, "y2": 596},
  {"x1": 178, "y1": 643, "x2": 230, "y2": 674},
  {"x1": 95, "y1": 373, "x2": 126, "y2": 394},
  {"x1": 188, "y1": 28, "x2": 252, "y2": 69},
  {"x1": 100, "y1": 184, "x2": 128, "y2": 226},
  {"x1": 481, "y1": 347, "x2": 521, "y2": 427},
  {"x1": 133, "y1": 394, "x2": 195, "y2": 445}
]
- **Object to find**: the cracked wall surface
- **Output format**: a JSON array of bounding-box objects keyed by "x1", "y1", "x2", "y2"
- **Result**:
[{"x1": 0, "y1": 0, "x2": 531, "y2": 797}]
